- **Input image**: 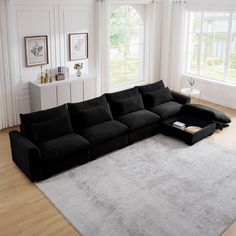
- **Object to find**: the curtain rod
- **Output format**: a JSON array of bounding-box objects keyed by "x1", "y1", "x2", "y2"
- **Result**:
[{"x1": 96, "y1": 0, "x2": 187, "y2": 3}]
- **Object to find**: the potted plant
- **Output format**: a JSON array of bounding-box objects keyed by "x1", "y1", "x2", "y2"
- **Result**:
[
  {"x1": 74, "y1": 62, "x2": 83, "y2": 77},
  {"x1": 188, "y1": 77, "x2": 195, "y2": 91}
]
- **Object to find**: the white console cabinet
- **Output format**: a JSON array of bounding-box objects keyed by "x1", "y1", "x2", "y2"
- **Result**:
[{"x1": 29, "y1": 76, "x2": 96, "y2": 112}]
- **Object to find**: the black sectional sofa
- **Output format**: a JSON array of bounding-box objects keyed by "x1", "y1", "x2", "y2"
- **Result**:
[{"x1": 9, "y1": 80, "x2": 230, "y2": 182}]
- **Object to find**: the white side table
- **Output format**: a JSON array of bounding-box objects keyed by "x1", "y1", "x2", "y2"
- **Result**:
[{"x1": 180, "y1": 88, "x2": 201, "y2": 103}]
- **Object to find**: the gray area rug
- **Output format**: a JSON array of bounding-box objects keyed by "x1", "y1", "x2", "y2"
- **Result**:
[{"x1": 36, "y1": 134, "x2": 236, "y2": 236}]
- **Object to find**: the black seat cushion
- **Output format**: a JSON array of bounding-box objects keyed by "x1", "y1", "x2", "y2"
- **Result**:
[
  {"x1": 181, "y1": 104, "x2": 231, "y2": 123},
  {"x1": 29, "y1": 114, "x2": 73, "y2": 144},
  {"x1": 117, "y1": 110, "x2": 160, "y2": 131},
  {"x1": 138, "y1": 80, "x2": 165, "y2": 94},
  {"x1": 81, "y1": 120, "x2": 128, "y2": 145},
  {"x1": 150, "y1": 101, "x2": 182, "y2": 120},
  {"x1": 142, "y1": 87, "x2": 173, "y2": 108},
  {"x1": 111, "y1": 95, "x2": 144, "y2": 117},
  {"x1": 38, "y1": 133, "x2": 90, "y2": 162},
  {"x1": 20, "y1": 104, "x2": 69, "y2": 140},
  {"x1": 68, "y1": 95, "x2": 113, "y2": 132}
]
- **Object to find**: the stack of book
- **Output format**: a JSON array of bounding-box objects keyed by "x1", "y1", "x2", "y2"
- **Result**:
[{"x1": 173, "y1": 121, "x2": 186, "y2": 130}]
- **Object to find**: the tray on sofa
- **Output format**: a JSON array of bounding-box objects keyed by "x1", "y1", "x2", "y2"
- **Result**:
[{"x1": 161, "y1": 115, "x2": 216, "y2": 145}]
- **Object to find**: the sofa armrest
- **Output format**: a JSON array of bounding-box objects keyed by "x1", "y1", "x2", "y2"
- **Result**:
[
  {"x1": 171, "y1": 91, "x2": 190, "y2": 105},
  {"x1": 9, "y1": 130, "x2": 42, "y2": 182}
]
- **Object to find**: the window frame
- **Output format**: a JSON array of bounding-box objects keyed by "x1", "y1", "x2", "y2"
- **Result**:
[
  {"x1": 185, "y1": 11, "x2": 236, "y2": 85},
  {"x1": 109, "y1": 3, "x2": 148, "y2": 92}
]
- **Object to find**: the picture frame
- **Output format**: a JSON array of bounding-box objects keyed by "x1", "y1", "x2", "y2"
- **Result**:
[
  {"x1": 24, "y1": 35, "x2": 48, "y2": 67},
  {"x1": 69, "y1": 33, "x2": 88, "y2": 61}
]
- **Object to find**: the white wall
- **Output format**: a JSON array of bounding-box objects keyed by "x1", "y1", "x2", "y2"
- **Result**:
[
  {"x1": 9, "y1": 0, "x2": 95, "y2": 114},
  {"x1": 7, "y1": 0, "x2": 236, "y2": 115},
  {"x1": 182, "y1": 75, "x2": 236, "y2": 109}
]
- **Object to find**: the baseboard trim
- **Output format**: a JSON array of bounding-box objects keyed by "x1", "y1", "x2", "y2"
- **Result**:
[{"x1": 200, "y1": 95, "x2": 236, "y2": 110}]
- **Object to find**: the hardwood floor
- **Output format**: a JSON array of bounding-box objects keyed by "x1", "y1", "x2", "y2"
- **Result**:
[
  {"x1": 0, "y1": 100, "x2": 235, "y2": 236},
  {"x1": 0, "y1": 127, "x2": 80, "y2": 236}
]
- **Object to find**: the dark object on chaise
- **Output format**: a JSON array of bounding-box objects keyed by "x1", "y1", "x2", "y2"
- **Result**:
[
  {"x1": 9, "y1": 80, "x2": 230, "y2": 182},
  {"x1": 160, "y1": 102, "x2": 232, "y2": 145}
]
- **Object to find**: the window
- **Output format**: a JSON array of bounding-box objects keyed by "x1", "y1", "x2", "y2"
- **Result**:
[
  {"x1": 186, "y1": 12, "x2": 236, "y2": 83},
  {"x1": 109, "y1": 5, "x2": 144, "y2": 88}
]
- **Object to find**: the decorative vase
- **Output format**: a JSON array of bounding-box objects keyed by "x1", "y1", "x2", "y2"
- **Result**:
[{"x1": 76, "y1": 69, "x2": 81, "y2": 77}]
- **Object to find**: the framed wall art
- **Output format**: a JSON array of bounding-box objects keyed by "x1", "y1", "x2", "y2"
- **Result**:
[
  {"x1": 69, "y1": 33, "x2": 88, "y2": 61},
  {"x1": 24, "y1": 35, "x2": 48, "y2": 67}
]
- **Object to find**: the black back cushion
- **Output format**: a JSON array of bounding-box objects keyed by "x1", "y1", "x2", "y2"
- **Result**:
[
  {"x1": 20, "y1": 104, "x2": 70, "y2": 140},
  {"x1": 69, "y1": 95, "x2": 107, "y2": 110},
  {"x1": 112, "y1": 95, "x2": 144, "y2": 117},
  {"x1": 138, "y1": 80, "x2": 165, "y2": 94},
  {"x1": 106, "y1": 87, "x2": 143, "y2": 117},
  {"x1": 29, "y1": 115, "x2": 73, "y2": 144},
  {"x1": 106, "y1": 87, "x2": 140, "y2": 103},
  {"x1": 142, "y1": 87, "x2": 173, "y2": 108},
  {"x1": 68, "y1": 95, "x2": 113, "y2": 132}
]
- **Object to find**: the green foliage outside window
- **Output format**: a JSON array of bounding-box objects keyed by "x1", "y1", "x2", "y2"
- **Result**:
[{"x1": 109, "y1": 5, "x2": 144, "y2": 87}]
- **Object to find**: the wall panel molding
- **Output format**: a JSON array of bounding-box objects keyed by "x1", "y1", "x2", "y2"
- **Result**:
[{"x1": 9, "y1": 1, "x2": 95, "y2": 114}]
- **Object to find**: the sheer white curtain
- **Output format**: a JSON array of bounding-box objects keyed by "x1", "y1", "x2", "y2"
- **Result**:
[
  {"x1": 150, "y1": 0, "x2": 187, "y2": 91},
  {"x1": 149, "y1": 0, "x2": 163, "y2": 83},
  {"x1": 95, "y1": 0, "x2": 110, "y2": 95},
  {"x1": 95, "y1": 0, "x2": 186, "y2": 93},
  {"x1": 0, "y1": 0, "x2": 19, "y2": 130},
  {"x1": 168, "y1": 0, "x2": 187, "y2": 91},
  {"x1": 159, "y1": 0, "x2": 172, "y2": 85}
]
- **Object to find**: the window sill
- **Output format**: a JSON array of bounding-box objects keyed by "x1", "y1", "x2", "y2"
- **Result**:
[{"x1": 183, "y1": 74, "x2": 236, "y2": 89}]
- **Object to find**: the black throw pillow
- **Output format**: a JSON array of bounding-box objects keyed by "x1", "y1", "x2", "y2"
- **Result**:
[
  {"x1": 68, "y1": 95, "x2": 111, "y2": 132},
  {"x1": 138, "y1": 80, "x2": 165, "y2": 94},
  {"x1": 142, "y1": 87, "x2": 173, "y2": 108},
  {"x1": 75, "y1": 104, "x2": 113, "y2": 129},
  {"x1": 30, "y1": 115, "x2": 73, "y2": 144},
  {"x1": 112, "y1": 95, "x2": 144, "y2": 117}
]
